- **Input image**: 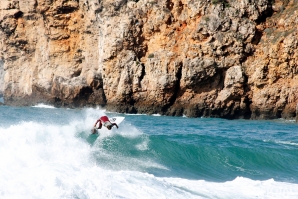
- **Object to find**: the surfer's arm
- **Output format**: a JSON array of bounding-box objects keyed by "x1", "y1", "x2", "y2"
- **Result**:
[
  {"x1": 94, "y1": 119, "x2": 102, "y2": 129},
  {"x1": 112, "y1": 123, "x2": 118, "y2": 129}
]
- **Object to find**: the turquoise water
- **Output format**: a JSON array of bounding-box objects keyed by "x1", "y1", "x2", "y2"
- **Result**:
[{"x1": 0, "y1": 104, "x2": 298, "y2": 198}]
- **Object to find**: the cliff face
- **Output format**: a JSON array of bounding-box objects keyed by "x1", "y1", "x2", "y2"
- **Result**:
[
  {"x1": 0, "y1": 0, "x2": 297, "y2": 119},
  {"x1": 0, "y1": 60, "x2": 3, "y2": 96}
]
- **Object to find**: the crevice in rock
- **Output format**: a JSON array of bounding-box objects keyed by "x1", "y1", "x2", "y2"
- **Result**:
[
  {"x1": 56, "y1": 6, "x2": 78, "y2": 14},
  {"x1": 14, "y1": 11, "x2": 23, "y2": 19},
  {"x1": 252, "y1": 29, "x2": 263, "y2": 45},
  {"x1": 255, "y1": 3, "x2": 274, "y2": 24},
  {"x1": 217, "y1": 67, "x2": 225, "y2": 90},
  {"x1": 162, "y1": 62, "x2": 182, "y2": 112},
  {"x1": 139, "y1": 63, "x2": 146, "y2": 82},
  {"x1": 165, "y1": 15, "x2": 173, "y2": 26},
  {"x1": 130, "y1": 14, "x2": 147, "y2": 59},
  {"x1": 242, "y1": 72, "x2": 252, "y2": 119},
  {"x1": 114, "y1": 0, "x2": 128, "y2": 11},
  {"x1": 79, "y1": 86, "x2": 93, "y2": 99},
  {"x1": 166, "y1": 0, "x2": 174, "y2": 11},
  {"x1": 176, "y1": 1, "x2": 184, "y2": 16},
  {"x1": 94, "y1": 1, "x2": 104, "y2": 14},
  {"x1": 72, "y1": 69, "x2": 82, "y2": 78},
  {"x1": 276, "y1": 109, "x2": 282, "y2": 118}
]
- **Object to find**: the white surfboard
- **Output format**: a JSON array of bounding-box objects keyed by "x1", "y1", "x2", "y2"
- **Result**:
[
  {"x1": 91, "y1": 116, "x2": 125, "y2": 134},
  {"x1": 109, "y1": 116, "x2": 125, "y2": 125}
]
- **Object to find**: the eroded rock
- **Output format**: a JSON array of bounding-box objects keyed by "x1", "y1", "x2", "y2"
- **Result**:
[{"x1": 0, "y1": 0, "x2": 297, "y2": 120}]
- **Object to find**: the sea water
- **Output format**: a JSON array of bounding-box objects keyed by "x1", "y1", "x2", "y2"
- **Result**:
[{"x1": 0, "y1": 104, "x2": 297, "y2": 199}]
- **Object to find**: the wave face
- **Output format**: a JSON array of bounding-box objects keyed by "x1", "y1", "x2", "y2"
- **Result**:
[{"x1": 0, "y1": 106, "x2": 298, "y2": 198}]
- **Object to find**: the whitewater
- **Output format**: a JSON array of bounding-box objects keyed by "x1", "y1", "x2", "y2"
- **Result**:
[{"x1": 0, "y1": 104, "x2": 297, "y2": 199}]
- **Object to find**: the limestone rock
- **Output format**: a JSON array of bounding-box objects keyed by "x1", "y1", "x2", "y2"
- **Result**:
[
  {"x1": 0, "y1": 60, "x2": 4, "y2": 96},
  {"x1": 0, "y1": 0, "x2": 297, "y2": 120}
]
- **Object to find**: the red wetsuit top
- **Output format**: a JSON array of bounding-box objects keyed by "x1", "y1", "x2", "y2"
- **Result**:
[{"x1": 99, "y1": 116, "x2": 109, "y2": 123}]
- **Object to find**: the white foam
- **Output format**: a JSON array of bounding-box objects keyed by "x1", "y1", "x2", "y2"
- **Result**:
[
  {"x1": 160, "y1": 176, "x2": 298, "y2": 199},
  {"x1": 124, "y1": 113, "x2": 147, "y2": 116},
  {"x1": 136, "y1": 139, "x2": 149, "y2": 151},
  {"x1": 32, "y1": 103, "x2": 56, "y2": 109},
  {"x1": 0, "y1": 122, "x2": 93, "y2": 198},
  {"x1": 276, "y1": 141, "x2": 298, "y2": 146},
  {"x1": 275, "y1": 118, "x2": 297, "y2": 123},
  {"x1": 152, "y1": 114, "x2": 161, "y2": 116},
  {"x1": 264, "y1": 139, "x2": 298, "y2": 147},
  {"x1": 115, "y1": 125, "x2": 143, "y2": 138}
]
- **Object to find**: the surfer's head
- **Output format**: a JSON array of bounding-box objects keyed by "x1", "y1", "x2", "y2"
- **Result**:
[{"x1": 107, "y1": 125, "x2": 112, "y2": 130}]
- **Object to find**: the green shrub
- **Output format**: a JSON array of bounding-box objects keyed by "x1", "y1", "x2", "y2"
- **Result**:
[
  {"x1": 148, "y1": 53, "x2": 154, "y2": 58},
  {"x1": 212, "y1": 0, "x2": 230, "y2": 8},
  {"x1": 204, "y1": 16, "x2": 210, "y2": 22},
  {"x1": 212, "y1": 0, "x2": 221, "y2": 4}
]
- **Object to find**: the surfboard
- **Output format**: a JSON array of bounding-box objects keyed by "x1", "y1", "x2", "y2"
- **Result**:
[
  {"x1": 109, "y1": 116, "x2": 125, "y2": 125},
  {"x1": 91, "y1": 116, "x2": 125, "y2": 134}
]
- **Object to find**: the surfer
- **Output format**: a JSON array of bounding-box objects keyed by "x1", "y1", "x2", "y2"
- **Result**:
[{"x1": 94, "y1": 116, "x2": 119, "y2": 130}]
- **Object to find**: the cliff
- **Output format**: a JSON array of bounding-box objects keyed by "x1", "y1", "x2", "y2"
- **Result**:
[
  {"x1": 0, "y1": 59, "x2": 3, "y2": 96},
  {"x1": 0, "y1": 0, "x2": 297, "y2": 120}
]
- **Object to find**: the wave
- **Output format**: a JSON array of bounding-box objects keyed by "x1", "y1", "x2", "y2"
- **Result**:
[
  {"x1": 0, "y1": 114, "x2": 191, "y2": 198},
  {"x1": 1, "y1": 107, "x2": 298, "y2": 198},
  {"x1": 32, "y1": 103, "x2": 56, "y2": 109}
]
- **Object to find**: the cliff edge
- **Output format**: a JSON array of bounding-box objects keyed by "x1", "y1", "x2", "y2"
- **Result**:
[{"x1": 0, "y1": 0, "x2": 297, "y2": 119}]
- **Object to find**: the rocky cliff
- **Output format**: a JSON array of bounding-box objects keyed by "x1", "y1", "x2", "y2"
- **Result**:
[
  {"x1": 0, "y1": 0, "x2": 297, "y2": 120},
  {"x1": 0, "y1": 60, "x2": 3, "y2": 96}
]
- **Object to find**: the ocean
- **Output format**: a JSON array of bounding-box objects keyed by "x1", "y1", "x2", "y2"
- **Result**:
[{"x1": 0, "y1": 104, "x2": 297, "y2": 199}]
